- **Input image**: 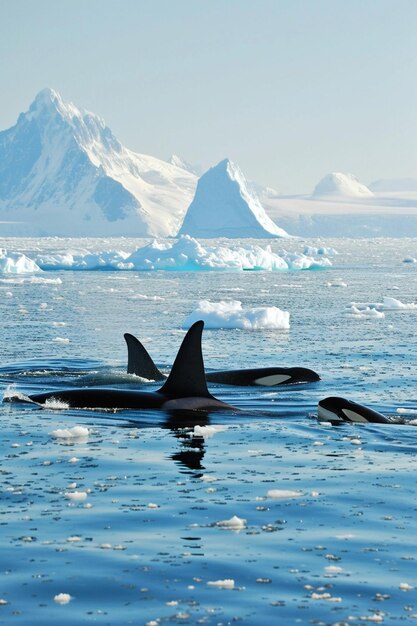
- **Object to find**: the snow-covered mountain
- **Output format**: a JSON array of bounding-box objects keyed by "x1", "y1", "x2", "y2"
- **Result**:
[
  {"x1": 312, "y1": 172, "x2": 374, "y2": 199},
  {"x1": 167, "y1": 154, "x2": 201, "y2": 176},
  {"x1": 178, "y1": 159, "x2": 288, "y2": 238},
  {"x1": 0, "y1": 89, "x2": 197, "y2": 236}
]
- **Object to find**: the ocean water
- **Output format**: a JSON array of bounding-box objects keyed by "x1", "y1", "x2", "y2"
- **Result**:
[{"x1": 0, "y1": 237, "x2": 416, "y2": 625}]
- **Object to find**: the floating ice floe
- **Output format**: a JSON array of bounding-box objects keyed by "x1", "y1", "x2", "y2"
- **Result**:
[
  {"x1": 347, "y1": 296, "x2": 417, "y2": 318},
  {"x1": 304, "y1": 245, "x2": 338, "y2": 257},
  {"x1": 183, "y1": 300, "x2": 290, "y2": 330},
  {"x1": 65, "y1": 491, "x2": 88, "y2": 501},
  {"x1": 50, "y1": 426, "x2": 90, "y2": 440},
  {"x1": 266, "y1": 489, "x2": 304, "y2": 499},
  {"x1": 193, "y1": 425, "x2": 228, "y2": 439},
  {"x1": 28, "y1": 236, "x2": 332, "y2": 272},
  {"x1": 383, "y1": 296, "x2": 417, "y2": 310},
  {"x1": 207, "y1": 579, "x2": 235, "y2": 589},
  {"x1": 0, "y1": 249, "x2": 42, "y2": 274},
  {"x1": 52, "y1": 337, "x2": 70, "y2": 344},
  {"x1": 54, "y1": 593, "x2": 72, "y2": 605},
  {"x1": 347, "y1": 305, "x2": 385, "y2": 319},
  {"x1": 399, "y1": 582, "x2": 414, "y2": 591},
  {"x1": 216, "y1": 515, "x2": 246, "y2": 530},
  {"x1": 35, "y1": 249, "x2": 132, "y2": 271},
  {"x1": 0, "y1": 276, "x2": 61, "y2": 284},
  {"x1": 326, "y1": 278, "x2": 347, "y2": 287}
]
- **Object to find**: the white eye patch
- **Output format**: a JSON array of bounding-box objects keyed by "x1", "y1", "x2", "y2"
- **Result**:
[
  {"x1": 342, "y1": 408, "x2": 368, "y2": 422},
  {"x1": 254, "y1": 374, "x2": 291, "y2": 386}
]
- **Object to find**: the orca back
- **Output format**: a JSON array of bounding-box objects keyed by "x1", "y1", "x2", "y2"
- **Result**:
[{"x1": 124, "y1": 333, "x2": 166, "y2": 381}]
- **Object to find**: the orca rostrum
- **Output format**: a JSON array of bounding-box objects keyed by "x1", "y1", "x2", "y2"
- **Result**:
[
  {"x1": 124, "y1": 332, "x2": 320, "y2": 387},
  {"x1": 318, "y1": 396, "x2": 391, "y2": 424},
  {"x1": 7, "y1": 322, "x2": 235, "y2": 412}
]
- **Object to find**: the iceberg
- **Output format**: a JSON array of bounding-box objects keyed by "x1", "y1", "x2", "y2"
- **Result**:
[
  {"x1": 178, "y1": 159, "x2": 288, "y2": 238},
  {"x1": 0, "y1": 249, "x2": 42, "y2": 274}
]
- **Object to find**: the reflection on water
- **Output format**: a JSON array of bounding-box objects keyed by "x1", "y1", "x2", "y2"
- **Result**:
[{"x1": 164, "y1": 410, "x2": 209, "y2": 473}]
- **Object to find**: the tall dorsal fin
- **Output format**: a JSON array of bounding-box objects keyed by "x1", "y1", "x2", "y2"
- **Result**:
[
  {"x1": 124, "y1": 333, "x2": 166, "y2": 381},
  {"x1": 158, "y1": 321, "x2": 212, "y2": 399}
]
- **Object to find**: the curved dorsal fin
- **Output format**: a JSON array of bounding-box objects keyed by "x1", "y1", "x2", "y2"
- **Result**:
[
  {"x1": 124, "y1": 333, "x2": 166, "y2": 381},
  {"x1": 159, "y1": 321, "x2": 212, "y2": 399}
]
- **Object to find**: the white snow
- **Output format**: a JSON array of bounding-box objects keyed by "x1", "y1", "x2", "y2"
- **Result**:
[
  {"x1": 178, "y1": 159, "x2": 288, "y2": 238},
  {"x1": 183, "y1": 300, "x2": 290, "y2": 330},
  {"x1": 168, "y1": 154, "x2": 201, "y2": 176}
]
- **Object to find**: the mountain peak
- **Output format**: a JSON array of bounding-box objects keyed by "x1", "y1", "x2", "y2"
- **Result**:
[
  {"x1": 34, "y1": 87, "x2": 60, "y2": 104},
  {"x1": 0, "y1": 89, "x2": 197, "y2": 236},
  {"x1": 29, "y1": 87, "x2": 64, "y2": 116}
]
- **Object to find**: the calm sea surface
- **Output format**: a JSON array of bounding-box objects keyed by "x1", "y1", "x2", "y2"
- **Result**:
[{"x1": 0, "y1": 237, "x2": 416, "y2": 625}]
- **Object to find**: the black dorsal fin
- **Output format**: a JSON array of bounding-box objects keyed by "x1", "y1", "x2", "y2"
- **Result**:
[
  {"x1": 158, "y1": 321, "x2": 212, "y2": 399},
  {"x1": 124, "y1": 333, "x2": 166, "y2": 381}
]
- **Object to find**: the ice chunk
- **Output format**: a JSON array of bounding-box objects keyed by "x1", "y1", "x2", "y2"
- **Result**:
[{"x1": 183, "y1": 300, "x2": 290, "y2": 330}]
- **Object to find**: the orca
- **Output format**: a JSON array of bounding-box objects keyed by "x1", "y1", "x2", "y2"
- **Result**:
[
  {"x1": 318, "y1": 396, "x2": 391, "y2": 424},
  {"x1": 124, "y1": 332, "x2": 320, "y2": 386},
  {"x1": 7, "y1": 322, "x2": 235, "y2": 412}
]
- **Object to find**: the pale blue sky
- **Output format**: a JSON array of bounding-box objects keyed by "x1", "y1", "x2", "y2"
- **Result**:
[{"x1": 1, "y1": 0, "x2": 416, "y2": 193}]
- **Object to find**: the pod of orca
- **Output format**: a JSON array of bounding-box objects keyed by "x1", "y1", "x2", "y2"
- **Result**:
[
  {"x1": 124, "y1": 332, "x2": 320, "y2": 386},
  {"x1": 3, "y1": 320, "x2": 400, "y2": 424},
  {"x1": 7, "y1": 322, "x2": 235, "y2": 412}
]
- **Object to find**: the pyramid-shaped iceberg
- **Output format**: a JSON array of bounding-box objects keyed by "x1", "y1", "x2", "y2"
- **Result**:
[{"x1": 178, "y1": 159, "x2": 289, "y2": 238}]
